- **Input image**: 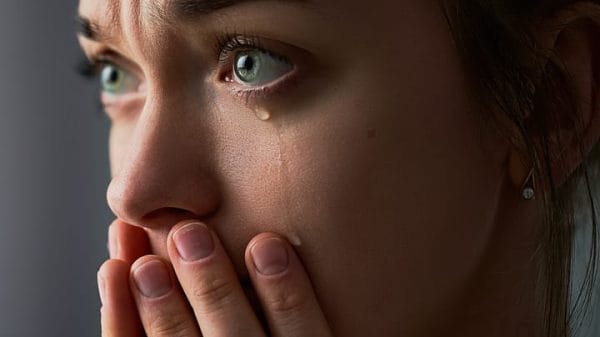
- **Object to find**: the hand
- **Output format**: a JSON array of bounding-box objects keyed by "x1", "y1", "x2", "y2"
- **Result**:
[{"x1": 97, "y1": 220, "x2": 333, "y2": 337}]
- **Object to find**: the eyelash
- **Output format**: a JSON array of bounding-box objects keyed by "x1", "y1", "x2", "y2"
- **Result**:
[
  {"x1": 76, "y1": 55, "x2": 116, "y2": 114},
  {"x1": 213, "y1": 33, "x2": 289, "y2": 64},
  {"x1": 77, "y1": 33, "x2": 296, "y2": 103},
  {"x1": 213, "y1": 33, "x2": 296, "y2": 101},
  {"x1": 77, "y1": 55, "x2": 116, "y2": 80},
  {"x1": 214, "y1": 33, "x2": 263, "y2": 63}
]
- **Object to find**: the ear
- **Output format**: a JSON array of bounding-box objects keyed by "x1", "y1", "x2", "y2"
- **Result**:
[{"x1": 526, "y1": 3, "x2": 600, "y2": 188}]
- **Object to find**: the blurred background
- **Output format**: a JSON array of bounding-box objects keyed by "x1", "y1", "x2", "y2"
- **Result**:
[
  {"x1": 0, "y1": 1, "x2": 111, "y2": 336},
  {"x1": 0, "y1": 1, "x2": 598, "y2": 337}
]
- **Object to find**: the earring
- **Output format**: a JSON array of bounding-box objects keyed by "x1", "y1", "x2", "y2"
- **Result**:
[{"x1": 521, "y1": 168, "x2": 535, "y2": 200}]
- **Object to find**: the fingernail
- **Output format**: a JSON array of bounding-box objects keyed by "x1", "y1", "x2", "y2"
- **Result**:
[
  {"x1": 133, "y1": 260, "x2": 172, "y2": 298},
  {"x1": 97, "y1": 272, "x2": 106, "y2": 305},
  {"x1": 108, "y1": 224, "x2": 118, "y2": 258},
  {"x1": 251, "y1": 237, "x2": 289, "y2": 276},
  {"x1": 173, "y1": 223, "x2": 214, "y2": 261}
]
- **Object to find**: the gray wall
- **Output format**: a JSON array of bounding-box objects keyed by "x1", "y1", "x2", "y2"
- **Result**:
[
  {"x1": 0, "y1": 1, "x2": 598, "y2": 337},
  {"x1": 0, "y1": 1, "x2": 111, "y2": 336}
]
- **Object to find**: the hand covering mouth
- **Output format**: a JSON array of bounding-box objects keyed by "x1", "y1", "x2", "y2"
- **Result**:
[{"x1": 240, "y1": 277, "x2": 269, "y2": 334}]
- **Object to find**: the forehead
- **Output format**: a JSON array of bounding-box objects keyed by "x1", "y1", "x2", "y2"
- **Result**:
[
  {"x1": 76, "y1": 0, "x2": 440, "y2": 60},
  {"x1": 78, "y1": 0, "x2": 308, "y2": 32},
  {"x1": 78, "y1": 0, "x2": 175, "y2": 42},
  {"x1": 77, "y1": 0, "x2": 317, "y2": 54}
]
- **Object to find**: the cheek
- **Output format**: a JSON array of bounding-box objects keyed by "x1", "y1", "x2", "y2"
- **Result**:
[
  {"x1": 257, "y1": 37, "x2": 507, "y2": 337},
  {"x1": 205, "y1": 99, "x2": 293, "y2": 237},
  {"x1": 108, "y1": 124, "x2": 126, "y2": 177},
  {"x1": 107, "y1": 98, "x2": 145, "y2": 178}
]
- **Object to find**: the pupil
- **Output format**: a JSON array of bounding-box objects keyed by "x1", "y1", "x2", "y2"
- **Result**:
[
  {"x1": 239, "y1": 55, "x2": 254, "y2": 71},
  {"x1": 108, "y1": 68, "x2": 120, "y2": 84},
  {"x1": 235, "y1": 53, "x2": 260, "y2": 82}
]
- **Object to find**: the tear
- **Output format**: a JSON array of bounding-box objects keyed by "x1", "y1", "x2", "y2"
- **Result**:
[{"x1": 254, "y1": 107, "x2": 271, "y2": 121}]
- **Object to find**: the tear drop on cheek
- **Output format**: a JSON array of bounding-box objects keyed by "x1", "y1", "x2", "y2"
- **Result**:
[
  {"x1": 254, "y1": 108, "x2": 271, "y2": 121},
  {"x1": 288, "y1": 233, "x2": 302, "y2": 247}
]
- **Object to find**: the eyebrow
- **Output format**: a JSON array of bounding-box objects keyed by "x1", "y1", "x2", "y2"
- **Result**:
[
  {"x1": 76, "y1": 16, "x2": 99, "y2": 40},
  {"x1": 76, "y1": 0, "x2": 304, "y2": 42},
  {"x1": 169, "y1": 0, "x2": 255, "y2": 17}
]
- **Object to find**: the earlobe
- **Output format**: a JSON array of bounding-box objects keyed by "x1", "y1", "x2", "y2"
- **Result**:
[{"x1": 533, "y1": 5, "x2": 600, "y2": 187}]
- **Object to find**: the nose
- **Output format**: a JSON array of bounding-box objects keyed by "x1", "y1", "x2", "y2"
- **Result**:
[{"x1": 106, "y1": 95, "x2": 220, "y2": 229}]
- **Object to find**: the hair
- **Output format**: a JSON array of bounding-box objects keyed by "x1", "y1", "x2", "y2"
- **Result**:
[{"x1": 440, "y1": 1, "x2": 600, "y2": 336}]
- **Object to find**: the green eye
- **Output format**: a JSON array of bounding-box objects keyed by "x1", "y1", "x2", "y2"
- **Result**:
[
  {"x1": 233, "y1": 50, "x2": 293, "y2": 86},
  {"x1": 100, "y1": 64, "x2": 138, "y2": 96}
]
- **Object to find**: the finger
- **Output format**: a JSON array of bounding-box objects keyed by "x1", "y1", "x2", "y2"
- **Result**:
[
  {"x1": 129, "y1": 255, "x2": 202, "y2": 337},
  {"x1": 245, "y1": 233, "x2": 333, "y2": 337},
  {"x1": 98, "y1": 259, "x2": 144, "y2": 337},
  {"x1": 109, "y1": 219, "x2": 151, "y2": 263},
  {"x1": 168, "y1": 222, "x2": 266, "y2": 337}
]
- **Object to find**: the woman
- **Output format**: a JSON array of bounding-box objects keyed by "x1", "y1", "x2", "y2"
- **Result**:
[{"x1": 76, "y1": 0, "x2": 600, "y2": 336}]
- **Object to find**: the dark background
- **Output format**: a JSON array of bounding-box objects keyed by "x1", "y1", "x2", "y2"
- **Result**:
[{"x1": 0, "y1": 1, "x2": 597, "y2": 337}]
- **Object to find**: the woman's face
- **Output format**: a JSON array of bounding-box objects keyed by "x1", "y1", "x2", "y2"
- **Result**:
[{"x1": 79, "y1": 0, "x2": 511, "y2": 335}]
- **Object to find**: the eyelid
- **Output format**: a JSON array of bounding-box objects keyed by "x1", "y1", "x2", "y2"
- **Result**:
[
  {"x1": 213, "y1": 34, "x2": 303, "y2": 97},
  {"x1": 227, "y1": 67, "x2": 300, "y2": 102},
  {"x1": 214, "y1": 34, "x2": 265, "y2": 63},
  {"x1": 79, "y1": 51, "x2": 145, "y2": 113},
  {"x1": 87, "y1": 49, "x2": 144, "y2": 82}
]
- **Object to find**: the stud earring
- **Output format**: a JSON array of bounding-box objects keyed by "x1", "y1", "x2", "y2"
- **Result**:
[{"x1": 521, "y1": 168, "x2": 535, "y2": 200}]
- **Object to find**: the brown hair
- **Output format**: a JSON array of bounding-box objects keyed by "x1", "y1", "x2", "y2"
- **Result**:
[{"x1": 441, "y1": 1, "x2": 600, "y2": 336}]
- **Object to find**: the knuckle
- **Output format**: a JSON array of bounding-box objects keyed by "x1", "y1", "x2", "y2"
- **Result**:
[
  {"x1": 148, "y1": 313, "x2": 194, "y2": 337},
  {"x1": 192, "y1": 275, "x2": 237, "y2": 313},
  {"x1": 267, "y1": 287, "x2": 309, "y2": 315}
]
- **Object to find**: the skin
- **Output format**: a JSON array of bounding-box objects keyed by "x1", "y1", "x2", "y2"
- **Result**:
[{"x1": 78, "y1": 0, "x2": 600, "y2": 336}]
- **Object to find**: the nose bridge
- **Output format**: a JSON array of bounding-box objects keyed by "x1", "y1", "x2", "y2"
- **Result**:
[
  {"x1": 107, "y1": 88, "x2": 219, "y2": 227},
  {"x1": 104, "y1": 1, "x2": 221, "y2": 227}
]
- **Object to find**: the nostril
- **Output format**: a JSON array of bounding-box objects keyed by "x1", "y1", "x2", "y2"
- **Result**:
[
  {"x1": 106, "y1": 173, "x2": 220, "y2": 228},
  {"x1": 139, "y1": 207, "x2": 216, "y2": 229},
  {"x1": 105, "y1": 160, "x2": 221, "y2": 229}
]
